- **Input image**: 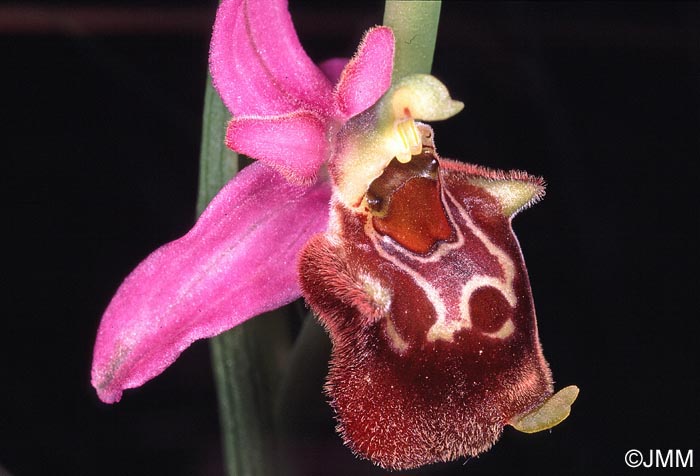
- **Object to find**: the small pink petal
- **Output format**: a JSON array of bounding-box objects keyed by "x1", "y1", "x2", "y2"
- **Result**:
[
  {"x1": 225, "y1": 111, "x2": 329, "y2": 185},
  {"x1": 210, "y1": 0, "x2": 334, "y2": 116},
  {"x1": 318, "y1": 58, "x2": 349, "y2": 84},
  {"x1": 335, "y1": 26, "x2": 395, "y2": 118},
  {"x1": 91, "y1": 162, "x2": 331, "y2": 403}
]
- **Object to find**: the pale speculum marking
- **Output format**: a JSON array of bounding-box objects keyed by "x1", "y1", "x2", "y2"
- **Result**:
[
  {"x1": 358, "y1": 271, "x2": 392, "y2": 317},
  {"x1": 447, "y1": 186, "x2": 517, "y2": 341},
  {"x1": 385, "y1": 316, "x2": 409, "y2": 353},
  {"x1": 355, "y1": 268, "x2": 408, "y2": 353},
  {"x1": 364, "y1": 214, "x2": 448, "y2": 351},
  {"x1": 364, "y1": 187, "x2": 517, "y2": 349}
]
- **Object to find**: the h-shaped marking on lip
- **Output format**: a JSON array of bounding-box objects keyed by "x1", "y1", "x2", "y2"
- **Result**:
[{"x1": 366, "y1": 187, "x2": 517, "y2": 346}]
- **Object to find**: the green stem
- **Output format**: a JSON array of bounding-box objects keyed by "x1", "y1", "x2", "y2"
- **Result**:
[
  {"x1": 209, "y1": 309, "x2": 291, "y2": 476},
  {"x1": 198, "y1": 77, "x2": 290, "y2": 476},
  {"x1": 383, "y1": 0, "x2": 442, "y2": 81}
]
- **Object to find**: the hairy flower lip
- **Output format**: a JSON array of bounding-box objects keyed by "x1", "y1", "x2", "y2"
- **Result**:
[{"x1": 300, "y1": 152, "x2": 557, "y2": 469}]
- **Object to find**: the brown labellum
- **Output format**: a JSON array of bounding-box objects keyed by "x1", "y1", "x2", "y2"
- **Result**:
[
  {"x1": 299, "y1": 148, "x2": 555, "y2": 470},
  {"x1": 367, "y1": 152, "x2": 452, "y2": 254}
]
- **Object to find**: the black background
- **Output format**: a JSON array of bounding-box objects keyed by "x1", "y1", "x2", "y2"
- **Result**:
[{"x1": 2, "y1": 1, "x2": 698, "y2": 475}]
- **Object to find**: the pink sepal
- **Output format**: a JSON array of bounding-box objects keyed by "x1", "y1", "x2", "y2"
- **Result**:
[
  {"x1": 334, "y1": 26, "x2": 395, "y2": 118},
  {"x1": 225, "y1": 111, "x2": 329, "y2": 185},
  {"x1": 91, "y1": 163, "x2": 331, "y2": 403},
  {"x1": 209, "y1": 0, "x2": 333, "y2": 116}
]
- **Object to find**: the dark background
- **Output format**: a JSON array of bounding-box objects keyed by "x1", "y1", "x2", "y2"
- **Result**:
[{"x1": 2, "y1": 1, "x2": 698, "y2": 475}]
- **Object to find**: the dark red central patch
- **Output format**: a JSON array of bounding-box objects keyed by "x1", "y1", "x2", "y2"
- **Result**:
[{"x1": 367, "y1": 152, "x2": 451, "y2": 254}]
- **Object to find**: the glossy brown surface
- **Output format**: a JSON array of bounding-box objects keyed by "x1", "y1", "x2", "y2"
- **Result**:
[{"x1": 368, "y1": 152, "x2": 451, "y2": 254}]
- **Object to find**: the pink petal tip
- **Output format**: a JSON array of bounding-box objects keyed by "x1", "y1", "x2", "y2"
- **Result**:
[{"x1": 335, "y1": 26, "x2": 395, "y2": 118}]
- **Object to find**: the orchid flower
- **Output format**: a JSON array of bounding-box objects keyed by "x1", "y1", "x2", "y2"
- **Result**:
[{"x1": 91, "y1": 0, "x2": 577, "y2": 470}]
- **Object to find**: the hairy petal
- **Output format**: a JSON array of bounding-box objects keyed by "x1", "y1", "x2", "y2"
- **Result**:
[
  {"x1": 226, "y1": 111, "x2": 329, "y2": 184},
  {"x1": 210, "y1": 0, "x2": 333, "y2": 116},
  {"x1": 335, "y1": 26, "x2": 395, "y2": 118},
  {"x1": 92, "y1": 163, "x2": 331, "y2": 403}
]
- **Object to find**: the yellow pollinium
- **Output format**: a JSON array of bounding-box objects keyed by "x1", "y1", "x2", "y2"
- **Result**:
[
  {"x1": 395, "y1": 119, "x2": 423, "y2": 163},
  {"x1": 333, "y1": 74, "x2": 464, "y2": 209},
  {"x1": 383, "y1": 75, "x2": 463, "y2": 165}
]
